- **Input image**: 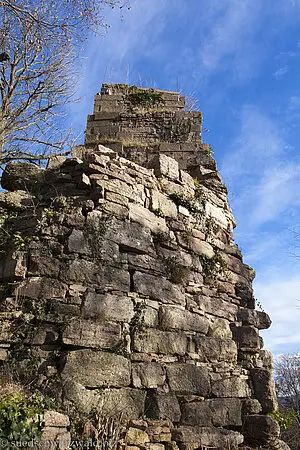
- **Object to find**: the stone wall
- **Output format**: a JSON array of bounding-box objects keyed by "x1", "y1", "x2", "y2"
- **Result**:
[
  {"x1": 85, "y1": 84, "x2": 209, "y2": 173},
  {"x1": 0, "y1": 86, "x2": 288, "y2": 449}
]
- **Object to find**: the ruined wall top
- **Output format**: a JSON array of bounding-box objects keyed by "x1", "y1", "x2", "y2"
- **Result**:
[{"x1": 85, "y1": 84, "x2": 209, "y2": 175}]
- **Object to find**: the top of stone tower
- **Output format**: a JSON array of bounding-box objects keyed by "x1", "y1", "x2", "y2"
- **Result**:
[
  {"x1": 84, "y1": 84, "x2": 210, "y2": 175},
  {"x1": 94, "y1": 83, "x2": 186, "y2": 113}
]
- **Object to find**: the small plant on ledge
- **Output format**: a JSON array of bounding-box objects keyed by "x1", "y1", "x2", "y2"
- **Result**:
[{"x1": 128, "y1": 89, "x2": 165, "y2": 109}]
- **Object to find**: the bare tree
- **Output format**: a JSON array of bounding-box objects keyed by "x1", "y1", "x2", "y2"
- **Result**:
[
  {"x1": 0, "y1": 0, "x2": 129, "y2": 167},
  {"x1": 275, "y1": 353, "x2": 300, "y2": 449}
]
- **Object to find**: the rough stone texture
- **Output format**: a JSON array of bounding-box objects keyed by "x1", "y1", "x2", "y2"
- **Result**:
[
  {"x1": 132, "y1": 362, "x2": 166, "y2": 388},
  {"x1": 166, "y1": 364, "x2": 210, "y2": 396},
  {"x1": 211, "y1": 376, "x2": 251, "y2": 398},
  {"x1": 181, "y1": 398, "x2": 242, "y2": 427},
  {"x1": 243, "y1": 414, "x2": 280, "y2": 445},
  {"x1": 0, "y1": 85, "x2": 283, "y2": 450},
  {"x1": 61, "y1": 350, "x2": 131, "y2": 387},
  {"x1": 250, "y1": 368, "x2": 278, "y2": 413},
  {"x1": 146, "y1": 391, "x2": 181, "y2": 423},
  {"x1": 133, "y1": 330, "x2": 187, "y2": 355},
  {"x1": 62, "y1": 319, "x2": 122, "y2": 348},
  {"x1": 159, "y1": 306, "x2": 209, "y2": 333}
]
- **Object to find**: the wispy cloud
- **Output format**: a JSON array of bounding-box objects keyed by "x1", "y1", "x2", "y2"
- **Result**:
[
  {"x1": 198, "y1": 0, "x2": 263, "y2": 78},
  {"x1": 273, "y1": 66, "x2": 288, "y2": 79},
  {"x1": 256, "y1": 276, "x2": 300, "y2": 354}
]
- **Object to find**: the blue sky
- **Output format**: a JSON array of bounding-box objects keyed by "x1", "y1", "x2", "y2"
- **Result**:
[{"x1": 69, "y1": 0, "x2": 300, "y2": 357}]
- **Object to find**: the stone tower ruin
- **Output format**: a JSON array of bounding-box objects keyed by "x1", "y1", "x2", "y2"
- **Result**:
[{"x1": 0, "y1": 84, "x2": 288, "y2": 449}]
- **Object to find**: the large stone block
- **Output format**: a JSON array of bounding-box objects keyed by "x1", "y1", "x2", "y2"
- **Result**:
[
  {"x1": 126, "y1": 427, "x2": 150, "y2": 445},
  {"x1": 243, "y1": 414, "x2": 280, "y2": 445},
  {"x1": 60, "y1": 260, "x2": 130, "y2": 291},
  {"x1": 83, "y1": 292, "x2": 134, "y2": 322},
  {"x1": 68, "y1": 229, "x2": 90, "y2": 254},
  {"x1": 172, "y1": 426, "x2": 244, "y2": 447},
  {"x1": 181, "y1": 398, "x2": 242, "y2": 427},
  {"x1": 106, "y1": 220, "x2": 155, "y2": 255},
  {"x1": 196, "y1": 295, "x2": 238, "y2": 321},
  {"x1": 159, "y1": 306, "x2": 209, "y2": 334},
  {"x1": 211, "y1": 376, "x2": 251, "y2": 398},
  {"x1": 193, "y1": 336, "x2": 237, "y2": 362},
  {"x1": 232, "y1": 325, "x2": 260, "y2": 352},
  {"x1": 166, "y1": 364, "x2": 210, "y2": 396},
  {"x1": 237, "y1": 308, "x2": 272, "y2": 330},
  {"x1": 15, "y1": 277, "x2": 67, "y2": 299},
  {"x1": 62, "y1": 319, "x2": 121, "y2": 349},
  {"x1": 132, "y1": 362, "x2": 166, "y2": 388},
  {"x1": 129, "y1": 203, "x2": 168, "y2": 234},
  {"x1": 151, "y1": 190, "x2": 178, "y2": 218},
  {"x1": 1, "y1": 162, "x2": 43, "y2": 191},
  {"x1": 149, "y1": 154, "x2": 179, "y2": 180},
  {"x1": 250, "y1": 368, "x2": 278, "y2": 413},
  {"x1": 133, "y1": 329, "x2": 187, "y2": 355},
  {"x1": 61, "y1": 350, "x2": 131, "y2": 388},
  {"x1": 96, "y1": 388, "x2": 146, "y2": 419},
  {"x1": 145, "y1": 391, "x2": 181, "y2": 423},
  {"x1": 189, "y1": 238, "x2": 214, "y2": 258},
  {"x1": 133, "y1": 272, "x2": 185, "y2": 306}
]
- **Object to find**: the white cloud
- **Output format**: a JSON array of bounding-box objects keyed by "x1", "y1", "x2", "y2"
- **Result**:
[
  {"x1": 220, "y1": 105, "x2": 300, "y2": 229},
  {"x1": 255, "y1": 276, "x2": 300, "y2": 354},
  {"x1": 273, "y1": 66, "x2": 288, "y2": 79},
  {"x1": 198, "y1": 0, "x2": 263, "y2": 77}
]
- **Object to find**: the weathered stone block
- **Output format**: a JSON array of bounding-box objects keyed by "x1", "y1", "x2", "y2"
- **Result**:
[
  {"x1": 106, "y1": 220, "x2": 155, "y2": 254},
  {"x1": 211, "y1": 377, "x2": 251, "y2": 398},
  {"x1": 189, "y1": 238, "x2": 214, "y2": 258},
  {"x1": 181, "y1": 398, "x2": 242, "y2": 427},
  {"x1": 250, "y1": 368, "x2": 278, "y2": 413},
  {"x1": 83, "y1": 292, "x2": 134, "y2": 322},
  {"x1": 242, "y1": 398, "x2": 262, "y2": 415},
  {"x1": 146, "y1": 392, "x2": 181, "y2": 422},
  {"x1": 15, "y1": 277, "x2": 67, "y2": 299},
  {"x1": 232, "y1": 325, "x2": 260, "y2": 352},
  {"x1": 132, "y1": 362, "x2": 166, "y2": 388},
  {"x1": 68, "y1": 229, "x2": 90, "y2": 254},
  {"x1": 133, "y1": 330, "x2": 187, "y2": 355},
  {"x1": 196, "y1": 295, "x2": 238, "y2": 321},
  {"x1": 149, "y1": 154, "x2": 179, "y2": 180},
  {"x1": 97, "y1": 388, "x2": 146, "y2": 419},
  {"x1": 126, "y1": 427, "x2": 150, "y2": 445},
  {"x1": 166, "y1": 364, "x2": 210, "y2": 396},
  {"x1": 237, "y1": 308, "x2": 272, "y2": 330},
  {"x1": 62, "y1": 350, "x2": 130, "y2": 388},
  {"x1": 243, "y1": 414, "x2": 280, "y2": 445},
  {"x1": 172, "y1": 426, "x2": 244, "y2": 446},
  {"x1": 193, "y1": 336, "x2": 237, "y2": 362},
  {"x1": 133, "y1": 272, "x2": 185, "y2": 306},
  {"x1": 40, "y1": 427, "x2": 71, "y2": 450},
  {"x1": 151, "y1": 190, "x2": 178, "y2": 218},
  {"x1": 207, "y1": 318, "x2": 232, "y2": 339},
  {"x1": 1, "y1": 162, "x2": 43, "y2": 191},
  {"x1": 44, "y1": 411, "x2": 70, "y2": 428},
  {"x1": 60, "y1": 260, "x2": 130, "y2": 291},
  {"x1": 62, "y1": 319, "x2": 121, "y2": 349},
  {"x1": 159, "y1": 306, "x2": 209, "y2": 334},
  {"x1": 129, "y1": 203, "x2": 168, "y2": 234}
]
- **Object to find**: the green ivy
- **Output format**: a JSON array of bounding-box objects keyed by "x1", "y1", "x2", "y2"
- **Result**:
[
  {"x1": 128, "y1": 89, "x2": 165, "y2": 108},
  {"x1": 130, "y1": 301, "x2": 146, "y2": 336},
  {"x1": 269, "y1": 408, "x2": 296, "y2": 431},
  {"x1": 199, "y1": 252, "x2": 227, "y2": 279},
  {"x1": 0, "y1": 392, "x2": 55, "y2": 448},
  {"x1": 169, "y1": 191, "x2": 205, "y2": 220}
]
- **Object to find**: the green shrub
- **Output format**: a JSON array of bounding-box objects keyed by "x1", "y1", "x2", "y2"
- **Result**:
[
  {"x1": 128, "y1": 89, "x2": 165, "y2": 108},
  {"x1": 0, "y1": 392, "x2": 55, "y2": 447}
]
